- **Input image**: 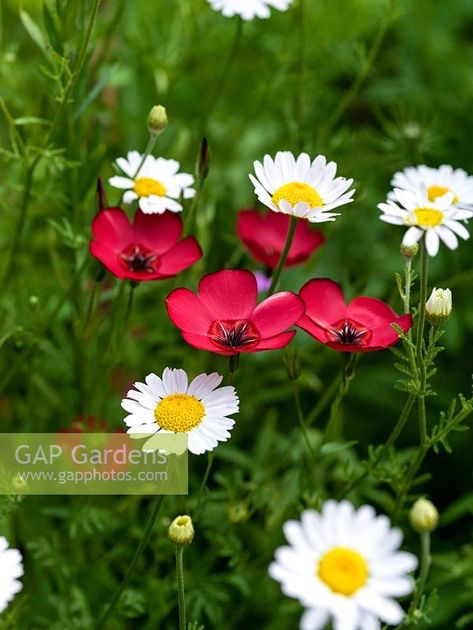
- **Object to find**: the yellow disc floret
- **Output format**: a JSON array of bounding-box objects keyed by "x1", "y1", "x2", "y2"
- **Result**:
[
  {"x1": 318, "y1": 547, "x2": 368, "y2": 596},
  {"x1": 272, "y1": 182, "x2": 323, "y2": 208},
  {"x1": 427, "y1": 185, "x2": 458, "y2": 204},
  {"x1": 154, "y1": 394, "x2": 204, "y2": 432},
  {"x1": 134, "y1": 177, "x2": 167, "y2": 198},
  {"x1": 413, "y1": 207, "x2": 444, "y2": 228}
]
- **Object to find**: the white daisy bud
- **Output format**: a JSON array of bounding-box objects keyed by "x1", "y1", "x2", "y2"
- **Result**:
[
  {"x1": 425, "y1": 287, "x2": 452, "y2": 326},
  {"x1": 168, "y1": 515, "x2": 195, "y2": 546},
  {"x1": 147, "y1": 105, "x2": 168, "y2": 135},
  {"x1": 409, "y1": 497, "x2": 439, "y2": 533},
  {"x1": 400, "y1": 242, "x2": 419, "y2": 260}
]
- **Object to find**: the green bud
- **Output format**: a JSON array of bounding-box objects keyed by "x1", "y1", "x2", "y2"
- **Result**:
[
  {"x1": 409, "y1": 498, "x2": 439, "y2": 533},
  {"x1": 168, "y1": 514, "x2": 194, "y2": 546},
  {"x1": 400, "y1": 242, "x2": 419, "y2": 260},
  {"x1": 425, "y1": 287, "x2": 452, "y2": 326},
  {"x1": 147, "y1": 105, "x2": 168, "y2": 135}
]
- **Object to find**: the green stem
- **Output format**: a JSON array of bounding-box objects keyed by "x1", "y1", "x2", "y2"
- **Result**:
[
  {"x1": 195, "y1": 452, "x2": 216, "y2": 522},
  {"x1": 305, "y1": 373, "x2": 341, "y2": 427},
  {"x1": 293, "y1": 383, "x2": 316, "y2": 460},
  {"x1": 321, "y1": 354, "x2": 357, "y2": 445},
  {"x1": 295, "y1": 0, "x2": 308, "y2": 149},
  {"x1": 176, "y1": 546, "x2": 187, "y2": 630},
  {"x1": 267, "y1": 216, "x2": 297, "y2": 295},
  {"x1": 339, "y1": 394, "x2": 415, "y2": 499},
  {"x1": 394, "y1": 531, "x2": 431, "y2": 629},
  {"x1": 319, "y1": 0, "x2": 395, "y2": 143},
  {"x1": 95, "y1": 495, "x2": 164, "y2": 629}
]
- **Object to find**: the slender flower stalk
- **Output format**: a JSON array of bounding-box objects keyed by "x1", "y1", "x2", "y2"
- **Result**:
[
  {"x1": 96, "y1": 496, "x2": 164, "y2": 629},
  {"x1": 321, "y1": 353, "x2": 358, "y2": 445},
  {"x1": 267, "y1": 216, "x2": 298, "y2": 295},
  {"x1": 176, "y1": 546, "x2": 187, "y2": 630}
]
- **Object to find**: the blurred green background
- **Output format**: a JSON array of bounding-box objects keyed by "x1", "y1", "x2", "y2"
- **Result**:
[{"x1": 0, "y1": 0, "x2": 472, "y2": 628}]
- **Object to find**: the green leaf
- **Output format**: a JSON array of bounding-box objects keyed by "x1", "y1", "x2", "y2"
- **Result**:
[{"x1": 19, "y1": 9, "x2": 49, "y2": 56}]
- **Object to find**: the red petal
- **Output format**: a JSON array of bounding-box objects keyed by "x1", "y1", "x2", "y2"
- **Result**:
[
  {"x1": 347, "y1": 297, "x2": 399, "y2": 329},
  {"x1": 296, "y1": 314, "x2": 328, "y2": 344},
  {"x1": 237, "y1": 210, "x2": 325, "y2": 269},
  {"x1": 133, "y1": 210, "x2": 183, "y2": 253},
  {"x1": 368, "y1": 314, "x2": 413, "y2": 349},
  {"x1": 253, "y1": 330, "x2": 297, "y2": 351},
  {"x1": 90, "y1": 241, "x2": 127, "y2": 279},
  {"x1": 251, "y1": 292, "x2": 305, "y2": 337},
  {"x1": 198, "y1": 270, "x2": 257, "y2": 320},
  {"x1": 181, "y1": 331, "x2": 236, "y2": 356},
  {"x1": 165, "y1": 288, "x2": 213, "y2": 335},
  {"x1": 91, "y1": 208, "x2": 132, "y2": 250},
  {"x1": 299, "y1": 278, "x2": 347, "y2": 326},
  {"x1": 158, "y1": 237, "x2": 202, "y2": 276}
]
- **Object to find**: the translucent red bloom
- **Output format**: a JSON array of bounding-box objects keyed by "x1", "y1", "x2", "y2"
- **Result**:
[
  {"x1": 297, "y1": 278, "x2": 413, "y2": 352},
  {"x1": 165, "y1": 269, "x2": 305, "y2": 355},
  {"x1": 236, "y1": 209, "x2": 325, "y2": 268},
  {"x1": 90, "y1": 208, "x2": 202, "y2": 281}
]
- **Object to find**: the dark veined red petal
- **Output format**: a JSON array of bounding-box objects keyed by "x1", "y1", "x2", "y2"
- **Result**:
[
  {"x1": 251, "y1": 292, "x2": 305, "y2": 337},
  {"x1": 347, "y1": 297, "x2": 400, "y2": 330},
  {"x1": 89, "y1": 241, "x2": 128, "y2": 279},
  {"x1": 253, "y1": 330, "x2": 297, "y2": 351},
  {"x1": 299, "y1": 278, "x2": 347, "y2": 326},
  {"x1": 133, "y1": 210, "x2": 183, "y2": 253},
  {"x1": 367, "y1": 314, "x2": 413, "y2": 349},
  {"x1": 91, "y1": 208, "x2": 133, "y2": 251},
  {"x1": 181, "y1": 331, "x2": 237, "y2": 356},
  {"x1": 158, "y1": 237, "x2": 202, "y2": 276},
  {"x1": 197, "y1": 270, "x2": 257, "y2": 320},
  {"x1": 165, "y1": 288, "x2": 213, "y2": 335}
]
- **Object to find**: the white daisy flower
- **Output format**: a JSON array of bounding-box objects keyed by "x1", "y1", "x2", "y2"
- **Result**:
[
  {"x1": 249, "y1": 151, "x2": 355, "y2": 223},
  {"x1": 121, "y1": 368, "x2": 239, "y2": 455},
  {"x1": 378, "y1": 186, "x2": 473, "y2": 257},
  {"x1": 0, "y1": 537, "x2": 23, "y2": 613},
  {"x1": 390, "y1": 164, "x2": 473, "y2": 211},
  {"x1": 269, "y1": 500, "x2": 418, "y2": 630},
  {"x1": 207, "y1": 0, "x2": 293, "y2": 20},
  {"x1": 109, "y1": 151, "x2": 195, "y2": 214}
]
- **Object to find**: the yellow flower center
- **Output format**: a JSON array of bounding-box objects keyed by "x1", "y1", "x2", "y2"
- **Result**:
[
  {"x1": 317, "y1": 547, "x2": 368, "y2": 596},
  {"x1": 427, "y1": 185, "x2": 458, "y2": 204},
  {"x1": 134, "y1": 177, "x2": 167, "y2": 198},
  {"x1": 154, "y1": 394, "x2": 204, "y2": 432},
  {"x1": 412, "y1": 207, "x2": 444, "y2": 228},
  {"x1": 272, "y1": 182, "x2": 323, "y2": 208}
]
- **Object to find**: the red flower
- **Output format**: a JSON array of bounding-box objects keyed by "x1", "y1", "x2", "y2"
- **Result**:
[
  {"x1": 297, "y1": 278, "x2": 412, "y2": 352},
  {"x1": 165, "y1": 269, "x2": 305, "y2": 355},
  {"x1": 236, "y1": 209, "x2": 325, "y2": 269},
  {"x1": 90, "y1": 208, "x2": 202, "y2": 282}
]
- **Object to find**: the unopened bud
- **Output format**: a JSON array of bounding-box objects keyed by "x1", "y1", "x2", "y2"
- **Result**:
[
  {"x1": 168, "y1": 514, "x2": 194, "y2": 546},
  {"x1": 147, "y1": 105, "x2": 168, "y2": 135},
  {"x1": 228, "y1": 502, "x2": 250, "y2": 524},
  {"x1": 400, "y1": 242, "x2": 419, "y2": 260},
  {"x1": 425, "y1": 287, "x2": 452, "y2": 326},
  {"x1": 409, "y1": 498, "x2": 439, "y2": 533}
]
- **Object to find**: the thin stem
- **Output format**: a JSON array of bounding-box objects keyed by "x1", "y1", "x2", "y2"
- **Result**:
[
  {"x1": 339, "y1": 394, "x2": 415, "y2": 499},
  {"x1": 319, "y1": 0, "x2": 396, "y2": 143},
  {"x1": 195, "y1": 452, "x2": 216, "y2": 522},
  {"x1": 394, "y1": 531, "x2": 431, "y2": 629},
  {"x1": 295, "y1": 0, "x2": 308, "y2": 149},
  {"x1": 201, "y1": 17, "x2": 243, "y2": 132},
  {"x1": 267, "y1": 216, "x2": 297, "y2": 295},
  {"x1": 96, "y1": 495, "x2": 164, "y2": 629},
  {"x1": 293, "y1": 383, "x2": 317, "y2": 460},
  {"x1": 321, "y1": 354, "x2": 357, "y2": 446},
  {"x1": 175, "y1": 547, "x2": 187, "y2": 630},
  {"x1": 305, "y1": 373, "x2": 341, "y2": 427}
]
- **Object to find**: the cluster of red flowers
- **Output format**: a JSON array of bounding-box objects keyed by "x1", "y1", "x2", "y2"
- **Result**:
[{"x1": 90, "y1": 203, "x2": 412, "y2": 354}]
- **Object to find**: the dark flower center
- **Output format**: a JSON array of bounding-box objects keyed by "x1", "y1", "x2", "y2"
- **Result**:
[
  {"x1": 328, "y1": 320, "x2": 368, "y2": 345},
  {"x1": 119, "y1": 244, "x2": 159, "y2": 273},
  {"x1": 208, "y1": 319, "x2": 260, "y2": 351}
]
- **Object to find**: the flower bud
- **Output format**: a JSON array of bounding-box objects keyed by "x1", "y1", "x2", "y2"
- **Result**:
[
  {"x1": 147, "y1": 105, "x2": 168, "y2": 135},
  {"x1": 168, "y1": 514, "x2": 194, "y2": 546},
  {"x1": 400, "y1": 242, "x2": 418, "y2": 260},
  {"x1": 228, "y1": 502, "x2": 250, "y2": 524},
  {"x1": 425, "y1": 287, "x2": 452, "y2": 326},
  {"x1": 409, "y1": 498, "x2": 439, "y2": 533}
]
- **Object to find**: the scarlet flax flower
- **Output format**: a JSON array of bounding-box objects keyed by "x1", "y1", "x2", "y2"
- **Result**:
[
  {"x1": 297, "y1": 278, "x2": 412, "y2": 352},
  {"x1": 90, "y1": 208, "x2": 202, "y2": 281},
  {"x1": 165, "y1": 269, "x2": 305, "y2": 355},
  {"x1": 237, "y1": 209, "x2": 325, "y2": 268}
]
